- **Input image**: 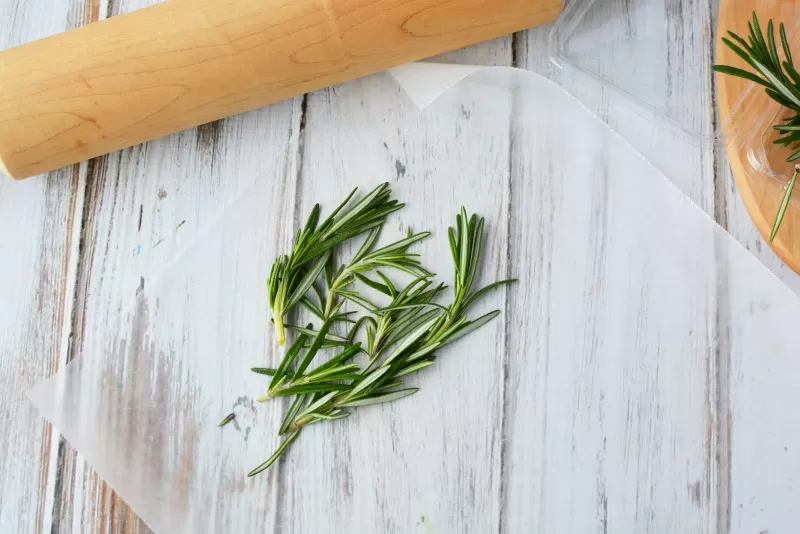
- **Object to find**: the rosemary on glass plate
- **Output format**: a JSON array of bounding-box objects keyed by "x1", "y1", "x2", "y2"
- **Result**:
[
  {"x1": 221, "y1": 184, "x2": 515, "y2": 477},
  {"x1": 713, "y1": 11, "x2": 800, "y2": 242}
]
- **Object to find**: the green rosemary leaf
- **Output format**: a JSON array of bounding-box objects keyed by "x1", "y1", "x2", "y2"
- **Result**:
[
  {"x1": 363, "y1": 232, "x2": 430, "y2": 259},
  {"x1": 337, "y1": 388, "x2": 419, "y2": 408},
  {"x1": 382, "y1": 316, "x2": 440, "y2": 366},
  {"x1": 750, "y1": 16, "x2": 767, "y2": 58},
  {"x1": 302, "y1": 204, "x2": 321, "y2": 239},
  {"x1": 351, "y1": 226, "x2": 383, "y2": 264},
  {"x1": 724, "y1": 32, "x2": 755, "y2": 62},
  {"x1": 305, "y1": 364, "x2": 361, "y2": 382},
  {"x1": 441, "y1": 310, "x2": 502, "y2": 347},
  {"x1": 466, "y1": 215, "x2": 484, "y2": 291},
  {"x1": 371, "y1": 260, "x2": 429, "y2": 278},
  {"x1": 393, "y1": 275, "x2": 431, "y2": 300},
  {"x1": 723, "y1": 39, "x2": 763, "y2": 79},
  {"x1": 376, "y1": 271, "x2": 397, "y2": 297},
  {"x1": 331, "y1": 313, "x2": 358, "y2": 325},
  {"x1": 431, "y1": 315, "x2": 468, "y2": 343},
  {"x1": 285, "y1": 251, "x2": 331, "y2": 312},
  {"x1": 384, "y1": 309, "x2": 441, "y2": 347},
  {"x1": 354, "y1": 272, "x2": 393, "y2": 296},
  {"x1": 317, "y1": 188, "x2": 358, "y2": 234},
  {"x1": 376, "y1": 302, "x2": 450, "y2": 316},
  {"x1": 712, "y1": 65, "x2": 769, "y2": 87},
  {"x1": 305, "y1": 412, "x2": 350, "y2": 423},
  {"x1": 392, "y1": 358, "x2": 436, "y2": 379},
  {"x1": 251, "y1": 367, "x2": 278, "y2": 376},
  {"x1": 366, "y1": 324, "x2": 375, "y2": 351},
  {"x1": 218, "y1": 413, "x2": 235, "y2": 427},
  {"x1": 270, "y1": 330, "x2": 310, "y2": 389},
  {"x1": 781, "y1": 23, "x2": 793, "y2": 64},
  {"x1": 340, "y1": 292, "x2": 379, "y2": 312},
  {"x1": 279, "y1": 395, "x2": 308, "y2": 435},
  {"x1": 311, "y1": 282, "x2": 326, "y2": 312},
  {"x1": 766, "y1": 20, "x2": 781, "y2": 75},
  {"x1": 300, "y1": 295, "x2": 325, "y2": 320},
  {"x1": 463, "y1": 279, "x2": 518, "y2": 309},
  {"x1": 753, "y1": 55, "x2": 800, "y2": 108},
  {"x1": 375, "y1": 380, "x2": 403, "y2": 392},
  {"x1": 343, "y1": 365, "x2": 391, "y2": 400},
  {"x1": 284, "y1": 324, "x2": 349, "y2": 345},
  {"x1": 447, "y1": 226, "x2": 459, "y2": 267},
  {"x1": 267, "y1": 260, "x2": 281, "y2": 310},
  {"x1": 300, "y1": 391, "x2": 340, "y2": 418},
  {"x1": 326, "y1": 183, "x2": 390, "y2": 235},
  {"x1": 765, "y1": 87, "x2": 798, "y2": 111},
  {"x1": 348, "y1": 316, "x2": 379, "y2": 343},
  {"x1": 294, "y1": 321, "x2": 333, "y2": 377},
  {"x1": 784, "y1": 61, "x2": 800, "y2": 88},
  {"x1": 458, "y1": 209, "x2": 470, "y2": 287},
  {"x1": 306, "y1": 345, "x2": 362, "y2": 378},
  {"x1": 311, "y1": 373, "x2": 363, "y2": 383},
  {"x1": 248, "y1": 429, "x2": 302, "y2": 477},
  {"x1": 403, "y1": 341, "x2": 441, "y2": 363},
  {"x1": 273, "y1": 383, "x2": 352, "y2": 397}
]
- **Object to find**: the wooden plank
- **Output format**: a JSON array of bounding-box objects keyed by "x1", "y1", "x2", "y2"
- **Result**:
[
  {"x1": 42, "y1": 2, "x2": 304, "y2": 533},
  {"x1": 0, "y1": 0, "x2": 93, "y2": 532},
  {"x1": 0, "y1": 169, "x2": 81, "y2": 534},
  {"x1": 260, "y1": 70, "x2": 510, "y2": 532},
  {"x1": 509, "y1": 1, "x2": 719, "y2": 531},
  {"x1": 272, "y1": 71, "x2": 512, "y2": 533},
  {"x1": 722, "y1": 250, "x2": 800, "y2": 534},
  {"x1": 501, "y1": 77, "x2": 716, "y2": 533},
  {"x1": 51, "y1": 103, "x2": 306, "y2": 532}
]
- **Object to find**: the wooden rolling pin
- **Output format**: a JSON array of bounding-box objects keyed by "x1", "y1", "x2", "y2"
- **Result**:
[{"x1": 0, "y1": 0, "x2": 562, "y2": 179}]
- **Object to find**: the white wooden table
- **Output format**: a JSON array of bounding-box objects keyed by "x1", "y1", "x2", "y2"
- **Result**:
[{"x1": 2, "y1": 0, "x2": 800, "y2": 532}]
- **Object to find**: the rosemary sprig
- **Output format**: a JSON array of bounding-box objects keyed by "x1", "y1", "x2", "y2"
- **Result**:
[
  {"x1": 713, "y1": 12, "x2": 800, "y2": 241},
  {"x1": 262, "y1": 225, "x2": 434, "y2": 400},
  {"x1": 267, "y1": 183, "x2": 403, "y2": 345},
  {"x1": 245, "y1": 207, "x2": 515, "y2": 477}
]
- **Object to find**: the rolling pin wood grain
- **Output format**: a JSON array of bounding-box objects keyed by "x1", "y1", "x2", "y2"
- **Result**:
[{"x1": 0, "y1": 0, "x2": 561, "y2": 179}]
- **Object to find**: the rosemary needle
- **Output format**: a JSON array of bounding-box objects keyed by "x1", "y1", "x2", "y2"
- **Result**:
[
  {"x1": 218, "y1": 413, "x2": 235, "y2": 427},
  {"x1": 771, "y1": 165, "x2": 800, "y2": 242},
  {"x1": 267, "y1": 183, "x2": 403, "y2": 345}
]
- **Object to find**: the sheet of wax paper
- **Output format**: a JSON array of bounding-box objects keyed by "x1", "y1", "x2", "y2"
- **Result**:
[{"x1": 31, "y1": 69, "x2": 800, "y2": 533}]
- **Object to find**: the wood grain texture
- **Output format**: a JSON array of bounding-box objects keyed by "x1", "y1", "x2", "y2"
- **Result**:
[
  {"x1": 0, "y1": 0, "x2": 94, "y2": 532},
  {"x1": 36, "y1": 4, "x2": 305, "y2": 533},
  {"x1": 51, "y1": 86, "x2": 306, "y2": 534},
  {"x1": 511, "y1": 12, "x2": 720, "y2": 526},
  {"x1": 272, "y1": 74, "x2": 512, "y2": 534},
  {"x1": 0, "y1": 168, "x2": 81, "y2": 534},
  {"x1": 4, "y1": 1, "x2": 800, "y2": 533},
  {"x1": 0, "y1": 0, "x2": 560, "y2": 179}
]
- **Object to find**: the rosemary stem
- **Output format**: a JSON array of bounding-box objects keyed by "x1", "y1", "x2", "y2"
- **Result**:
[
  {"x1": 324, "y1": 290, "x2": 336, "y2": 318},
  {"x1": 275, "y1": 316, "x2": 287, "y2": 347}
]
